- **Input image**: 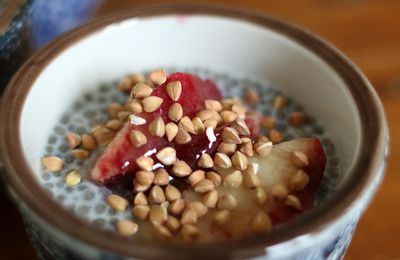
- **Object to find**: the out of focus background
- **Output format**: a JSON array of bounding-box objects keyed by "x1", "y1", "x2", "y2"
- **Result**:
[{"x1": 1, "y1": 0, "x2": 399, "y2": 259}]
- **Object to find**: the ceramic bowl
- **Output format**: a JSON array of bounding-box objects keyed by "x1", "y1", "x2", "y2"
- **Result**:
[{"x1": 0, "y1": 4, "x2": 388, "y2": 259}]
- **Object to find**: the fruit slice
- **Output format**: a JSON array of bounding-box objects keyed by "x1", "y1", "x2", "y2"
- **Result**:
[
  {"x1": 173, "y1": 115, "x2": 263, "y2": 172},
  {"x1": 263, "y1": 138, "x2": 326, "y2": 223},
  {"x1": 173, "y1": 131, "x2": 221, "y2": 171},
  {"x1": 244, "y1": 110, "x2": 262, "y2": 139},
  {"x1": 181, "y1": 138, "x2": 326, "y2": 242},
  {"x1": 92, "y1": 73, "x2": 222, "y2": 183}
]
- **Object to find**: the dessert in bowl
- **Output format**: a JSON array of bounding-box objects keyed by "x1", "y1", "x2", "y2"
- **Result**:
[
  {"x1": 0, "y1": 4, "x2": 387, "y2": 259},
  {"x1": 41, "y1": 68, "x2": 327, "y2": 243}
]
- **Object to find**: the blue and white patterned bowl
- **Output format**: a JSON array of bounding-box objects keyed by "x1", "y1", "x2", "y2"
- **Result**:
[
  {"x1": 0, "y1": 0, "x2": 102, "y2": 91},
  {"x1": 0, "y1": 4, "x2": 388, "y2": 259},
  {"x1": 30, "y1": 0, "x2": 102, "y2": 48},
  {"x1": 0, "y1": 0, "x2": 31, "y2": 90}
]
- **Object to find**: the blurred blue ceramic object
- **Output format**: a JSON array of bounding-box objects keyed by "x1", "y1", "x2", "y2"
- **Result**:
[
  {"x1": 31, "y1": 0, "x2": 102, "y2": 48},
  {"x1": 0, "y1": 0, "x2": 32, "y2": 89}
]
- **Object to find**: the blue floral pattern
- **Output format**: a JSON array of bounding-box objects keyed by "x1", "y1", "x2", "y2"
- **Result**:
[
  {"x1": 31, "y1": 0, "x2": 102, "y2": 48},
  {"x1": 0, "y1": 0, "x2": 31, "y2": 89}
]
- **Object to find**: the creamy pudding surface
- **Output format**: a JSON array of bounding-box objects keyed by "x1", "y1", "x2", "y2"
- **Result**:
[{"x1": 40, "y1": 68, "x2": 341, "y2": 243}]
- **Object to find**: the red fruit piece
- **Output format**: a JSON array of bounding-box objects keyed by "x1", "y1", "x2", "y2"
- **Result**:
[
  {"x1": 173, "y1": 131, "x2": 221, "y2": 170},
  {"x1": 91, "y1": 73, "x2": 222, "y2": 183},
  {"x1": 152, "y1": 73, "x2": 222, "y2": 120}
]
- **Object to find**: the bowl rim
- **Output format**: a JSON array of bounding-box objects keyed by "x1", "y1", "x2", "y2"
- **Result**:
[{"x1": 0, "y1": 3, "x2": 388, "y2": 258}]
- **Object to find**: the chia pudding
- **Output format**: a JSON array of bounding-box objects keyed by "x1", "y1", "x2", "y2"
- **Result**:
[{"x1": 40, "y1": 68, "x2": 341, "y2": 243}]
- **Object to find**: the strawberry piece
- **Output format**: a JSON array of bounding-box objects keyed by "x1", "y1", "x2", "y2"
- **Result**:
[
  {"x1": 173, "y1": 132, "x2": 221, "y2": 170},
  {"x1": 91, "y1": 73, "x2": 222, "y2": 183},
  {"x1": 152, "y1": 73, "x2": 222, "y2": 120}
]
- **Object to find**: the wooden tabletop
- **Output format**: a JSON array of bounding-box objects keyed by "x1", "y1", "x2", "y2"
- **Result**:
[{"x1": 2, "y1": 0, "x2": 399, "y2": 259}]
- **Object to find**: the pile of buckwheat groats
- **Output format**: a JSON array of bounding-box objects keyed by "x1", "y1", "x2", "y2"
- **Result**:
[{"x1": 41, "y1": 69, "x2": 332, "y2": 243}]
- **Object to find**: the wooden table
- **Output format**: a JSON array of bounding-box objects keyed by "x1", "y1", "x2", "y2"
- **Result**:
[{"x1": 1, "y1": 0, "x2": 399, "y2": 259}]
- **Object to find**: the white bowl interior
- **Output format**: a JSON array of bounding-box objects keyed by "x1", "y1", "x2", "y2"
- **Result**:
[{"x1": 20, "y1": 15, "x2": 361, "y2": 189}]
